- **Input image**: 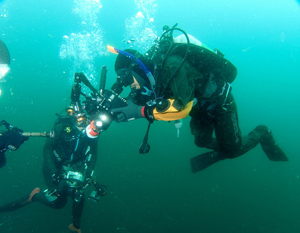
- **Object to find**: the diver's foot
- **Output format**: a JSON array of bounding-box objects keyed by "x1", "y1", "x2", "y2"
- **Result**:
[
  {"x1": 25, "y1": 187, "x2": 40, "y2": 203},
  {"x1": 68, "y1": 223, "x2": 82, "y2": 233},
  {"x1": 260, "y1": 129, "x2": 288, "y2": 161}
]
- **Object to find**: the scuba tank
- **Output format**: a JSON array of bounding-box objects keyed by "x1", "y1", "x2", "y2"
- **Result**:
[{"x1": 146, "y1": 24, "x2": 237, "y2": 99}]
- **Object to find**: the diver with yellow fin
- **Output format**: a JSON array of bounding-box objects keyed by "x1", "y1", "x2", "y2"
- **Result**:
[{"x1": 108, "y1": 24, "x2": 288, "y2": 172}]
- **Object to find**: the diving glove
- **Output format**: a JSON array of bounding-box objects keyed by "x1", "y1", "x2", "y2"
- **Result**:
[
  {"x1": 3, "y1": 127, "x2": 29, "y2": 151},
  {"x1": 111, "y1": 100, "x2": 144, "y2": 122}
]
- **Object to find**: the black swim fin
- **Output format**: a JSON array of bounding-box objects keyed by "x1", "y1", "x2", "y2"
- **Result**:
[
  {"x1": 260, "y1": 130, "x2": 288, "y2": 161},
  {"x1": 190, "y1": 151, "x2": 226, "y2": 173}
]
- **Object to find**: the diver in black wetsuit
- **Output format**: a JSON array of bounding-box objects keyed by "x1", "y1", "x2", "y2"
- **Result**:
[
  {"x1": 0, "y1": 111, "x2": 110, "y2": 233},
  {"x1": 108, "y1": 25, "x2": 288, "y2": 172},
  {"x1": 39, "y1": 114, "x2": 98, "y2": 233}
]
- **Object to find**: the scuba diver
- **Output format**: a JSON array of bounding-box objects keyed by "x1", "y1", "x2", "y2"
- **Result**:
[
  {"x1": 0, "y1": 111, "x2": 109, "y2": 233},
  {"x1": 108, "y1": 24, "x2": 288, "y2": 172},
  {"x1": 1, "y1": 40, "x2": 29, "y2": 168},
  {"x1": 0, "y1": 73, "x2": 111, "y2": 233}
]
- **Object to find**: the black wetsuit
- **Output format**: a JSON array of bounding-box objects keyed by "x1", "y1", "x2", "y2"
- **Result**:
[
  {"x1": 33, "y1": 116, "x2": 98, "y2": 229},
  {"x1": 153, "y1": 47, "x2": 287, "y2": 171},
  {"x1": 189, "y1": 80, "x2": 266, "y2": 158},
  {"x1": 157, "y1": 53, "x2": 265, "y2": 159}
]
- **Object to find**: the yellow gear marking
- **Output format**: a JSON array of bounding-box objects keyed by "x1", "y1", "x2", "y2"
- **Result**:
[
  {"x1": 153, "y1": 100, "x2": 193, "y2": 121},
  {"x1": 65, "y1": 127, "x2": 71, "y2": 133}
]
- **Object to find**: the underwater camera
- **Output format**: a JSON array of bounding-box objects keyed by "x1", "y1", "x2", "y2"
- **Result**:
[
  {"x1": 73, "y1": 66, "x2": 127, "y2": 119},
  {"x1": 64, "y1": 170, "x2": 85, "y2": 188}
]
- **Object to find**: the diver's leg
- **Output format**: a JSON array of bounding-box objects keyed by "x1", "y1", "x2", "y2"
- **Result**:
[
  {"x1": 213, "y1": 95, "x2": 276, "y2": 158},
  {"x1": 68, "y1": 194, "x2": 85, "y2": 233},
  {"x1": 214, "y1": 93, "x2": 243, "y2": 158},
  {"x1": 0, "y1": 187, "x2": 40, "y2": 212},
  {"x1": 32, "y1": 179, "x2": 69, "y2": 209},
  {"x1": 234, "y1": 126, "x2": 265, "y2": 156},
  {"x1": 190, "y1": 116, "x2": 219, "y2": 150},
  {"x1": 215, "y1": 94, "x2": 287, "y2": 161},
  {"x1": 215, "y1": 102, "x2": 269, "y2": 157},
  {"x1": 31, "y1": 188, "x2": 67, "y2": 209},
  {"x1": 191, "y1": 94, "x2": 242, "y2": 173},
  {"x1": 190, "y1": 93, "x2": 244, "y2": 172},
  {"x1": 190, "y1": 115, "x2": 225, "y2": 173},
  {"x1": 245, "y1": 125, "x2": 288, "y2": 161}
]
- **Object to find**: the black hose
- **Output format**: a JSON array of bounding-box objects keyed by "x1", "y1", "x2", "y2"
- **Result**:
[
  {"x1": 99, "y1": 66, "x2": 107, "y2": 93},
  {"x1": 157, "y1": 27, "x2": 191, "y2": 97},
  {"x1": 139, "y1": 122, "x2": 152, "y2": 154}
]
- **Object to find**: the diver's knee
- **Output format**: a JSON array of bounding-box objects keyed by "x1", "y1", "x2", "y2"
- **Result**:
[
  {"x1": 252, "y1": 125, "x2": 270, "y2": 138},
  {"x1": 194, "y1": 137, "x2": 212, "y2": 148},
  {"x1": 221, "y1": 144, "x2": 241, "y2": 159},
  {"x1": 50, "y1": 200, "x2": 66, "y2": 209}
]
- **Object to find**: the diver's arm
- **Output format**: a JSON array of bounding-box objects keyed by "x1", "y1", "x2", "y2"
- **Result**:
[
  {"x1": 42, "y1": 139, "x2": 59, "y2": 188},
  {"x1": 111, "y1": 99, "x2": 193, "y2": 123}
]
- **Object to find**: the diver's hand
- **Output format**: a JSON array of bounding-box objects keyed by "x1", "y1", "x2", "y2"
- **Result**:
[
  {"x1": 111, "y1": 100, "x2": 144, "y2": 123},
  {"x1": 57, "y1": 179, "x2": 68, "y2": 195},
  {"x1": 0, "y1": 120, "x2": 11, "y2": 130},
  {"x1": 3, "y1": 127, "x2": 29, "y2": 151}
]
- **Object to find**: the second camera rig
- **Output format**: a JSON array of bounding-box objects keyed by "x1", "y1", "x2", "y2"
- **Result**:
[{"x1": 69, "y1": 66, "x2": 127, "y2": 134}]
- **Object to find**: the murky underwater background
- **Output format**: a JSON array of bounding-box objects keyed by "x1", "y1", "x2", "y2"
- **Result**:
[{"x1": 1, "y1": 0, "x2": 300, "y2": 232}]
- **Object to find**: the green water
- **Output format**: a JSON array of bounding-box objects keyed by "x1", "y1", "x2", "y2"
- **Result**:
[{"x1": 0, "y1": 0, "x2": 300, "y2": 232}]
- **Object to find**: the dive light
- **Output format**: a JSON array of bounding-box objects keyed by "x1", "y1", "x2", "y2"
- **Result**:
[{"x1": 22, "y1": 131, "x2": 55, "y2": 138}]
